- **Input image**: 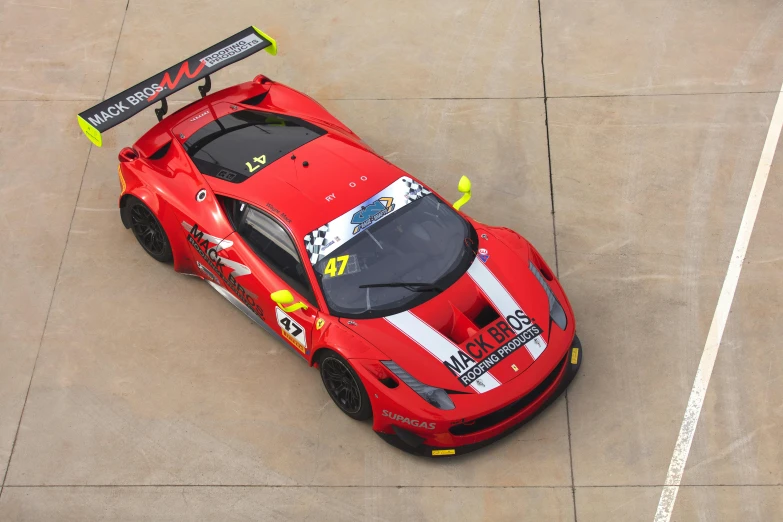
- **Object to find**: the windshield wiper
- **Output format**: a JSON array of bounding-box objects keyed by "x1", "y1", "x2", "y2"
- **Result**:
[{"x1": 358, "y1": 282, "x2": 444, "y2": 292}]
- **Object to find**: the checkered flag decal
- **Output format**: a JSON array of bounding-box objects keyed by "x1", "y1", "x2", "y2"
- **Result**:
[
  {"x1": 304, "y1": 224, "x2": 330, "y2": 264},
  {"x1": 401, "y1": 177, "x2": 430, "y2": 201}
]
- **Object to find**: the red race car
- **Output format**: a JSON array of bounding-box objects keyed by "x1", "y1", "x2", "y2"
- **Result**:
[{"x1": 77, "y1": 27, "x2": 582, "y2": 456}]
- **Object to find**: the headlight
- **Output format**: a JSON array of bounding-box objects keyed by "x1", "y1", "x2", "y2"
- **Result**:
[
  {"x1": 529, "y1": 260, "x2": 568, "y2": 330},
  {"x1": 382, "y1": 361, "x2": 455, "y2": 410}
]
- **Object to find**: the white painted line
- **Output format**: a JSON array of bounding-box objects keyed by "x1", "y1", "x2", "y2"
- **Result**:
[{"x1": 654, "y1": 82, "x2": 783, "y2": 522}]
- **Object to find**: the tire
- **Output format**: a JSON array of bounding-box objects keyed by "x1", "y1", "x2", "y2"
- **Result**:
[
  {"x1": 127, "y1": 197, "x2": 173, "y2": 263},
  {"x1": 318, "y1": 349, "x2": 372, "y2": 421}
]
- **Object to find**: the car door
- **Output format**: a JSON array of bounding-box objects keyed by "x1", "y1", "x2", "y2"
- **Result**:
[{"x1": 219, "y1": 197, "x2": 319, "y2": 358}]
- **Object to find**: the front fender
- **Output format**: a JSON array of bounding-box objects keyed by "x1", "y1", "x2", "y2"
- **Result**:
[{"x1": 310, "y1": 317, "x2": 390, "y2": 366}]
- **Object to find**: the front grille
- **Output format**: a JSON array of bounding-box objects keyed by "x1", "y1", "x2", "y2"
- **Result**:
[{"x1": 449, "y1": 353, "x2": 568, "y2": 436}]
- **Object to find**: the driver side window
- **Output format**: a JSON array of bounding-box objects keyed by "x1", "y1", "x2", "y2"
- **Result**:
[{"x1": 226, "y1": 199, "x2": 316, "y2": 305}]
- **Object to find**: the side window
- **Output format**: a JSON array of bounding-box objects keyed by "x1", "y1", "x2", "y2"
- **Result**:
[
  {"x1": 236, "y1": 205, "x2": 317, "y2": 305},
  {"x1": 220, "y1": 196, "x2": 246, "y2": 229}
]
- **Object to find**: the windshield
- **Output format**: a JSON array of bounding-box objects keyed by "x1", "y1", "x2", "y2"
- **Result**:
[{"x1": 310, "y1": 193, "x2": 477, "y2": 318}]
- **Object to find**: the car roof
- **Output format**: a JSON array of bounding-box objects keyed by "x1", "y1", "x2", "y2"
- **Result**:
[
  {"x1": 205, "y1": 130, "x2": 410, "y2": 238},
  {"x1": 133, "y1": 80, "x2": 416, "y2": 239}
]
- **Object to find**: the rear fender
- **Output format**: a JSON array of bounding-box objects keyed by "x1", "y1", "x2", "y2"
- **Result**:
[
  {"x1": 119, "y1": 187, "x2": 158, "y2": 228},
  {"x1": 117, "y1": 173, "x2": 198, "y2": 275}
]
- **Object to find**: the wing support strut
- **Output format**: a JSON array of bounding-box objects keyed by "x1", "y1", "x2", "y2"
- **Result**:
[
  {"x1": 154, "y1": 98, "x2": 168, "y2": 122},
  {"x1": 199, "y1": 75, "x2": 212, "y2": 98}
]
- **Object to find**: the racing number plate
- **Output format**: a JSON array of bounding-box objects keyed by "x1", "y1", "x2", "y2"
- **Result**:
[{"x1": 275, "y1": 308, "x2": 307, "y2": 354}]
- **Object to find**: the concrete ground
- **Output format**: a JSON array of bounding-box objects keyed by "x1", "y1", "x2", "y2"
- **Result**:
[{"x1": 1, "y1": 0, "x2": 782, "y2": 520}]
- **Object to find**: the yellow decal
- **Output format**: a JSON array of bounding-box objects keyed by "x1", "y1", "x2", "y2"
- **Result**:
[
  {"x1": 323, "y1": 255, "x2": 350, "y2": 277},
  {"x1": 77, "y1": 115, "x2": 102, "y2": 147},
  {"x1": 117, "y1": 165, "x2": 126, "y2": 194},
  {"x1": 571, "y1": 348, "x2": 579, "y2": 365},
  {"x1": 316, "y1": 318, "x2": 325, "y2": 330},
  {"x1": 282, "y1": 330, "x2": 306, "y2": 354},
  {"x1": 432, "y1": 449, "x2": 455, "y2": 456},
  {"x1": 511, "y1": 364, "x2": 519, "y2": 372},
  {"x1": 245, "y1": 155, "x2": 266, "y2": 173}
]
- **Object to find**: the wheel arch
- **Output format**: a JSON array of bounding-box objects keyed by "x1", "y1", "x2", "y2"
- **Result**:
[
  {"x1": 310, "y1": 346, "x2": 334, "y2": 368},
  {"x1": 119, "y1": 188, "x2": 160, "y2": 229},
  {"x1": 119, "y1": 188, "x2": 194, "y2": 272}
]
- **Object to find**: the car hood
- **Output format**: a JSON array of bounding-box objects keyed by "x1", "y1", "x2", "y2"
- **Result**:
[{"x1": 344, "y1": 228, "x2": 554, "y2": 394}]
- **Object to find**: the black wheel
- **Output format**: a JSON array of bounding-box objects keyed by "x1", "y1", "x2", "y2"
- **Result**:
[
  {"x1": 127, "y1": 197, "x2": 173, "y2": 262},
  {"x1": 319, "y1": 350, "x2": 372, "y2": 421}
]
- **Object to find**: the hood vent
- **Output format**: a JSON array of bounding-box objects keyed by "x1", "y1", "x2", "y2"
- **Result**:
[
  {"x1": 440, "y1": 296, "x2": 499, "y2": 346},
  {"x1": 473, "y1": 305, "x2": 500, "y2": 329}
]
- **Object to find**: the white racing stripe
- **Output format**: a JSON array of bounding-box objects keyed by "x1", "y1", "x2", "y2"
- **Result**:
[
  {"x1": 654, "y1": 81, "x2": 783, "y2": 522},
  {"x1": 385, "y1": 311, "x2": 501, "y2": 393},
  {"x1": 467, "y1": 259, "x2": 548, "y2": 359}
]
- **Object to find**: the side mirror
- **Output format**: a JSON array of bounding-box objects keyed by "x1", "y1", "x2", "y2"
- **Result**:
[
  {"x1": 270, "y1": 289, "x2": 308, "y2": 313},
  {"x1": 453, "y1": 175, "x2": 472, "y2": 210}
]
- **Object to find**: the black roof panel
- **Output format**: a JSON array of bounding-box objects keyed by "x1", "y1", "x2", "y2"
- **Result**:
[{"x1": 184, "y1": 110, "x2": 325, "y2": 183}]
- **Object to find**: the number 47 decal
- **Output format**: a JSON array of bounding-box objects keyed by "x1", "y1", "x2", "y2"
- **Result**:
[
  {"x1": 279, "y1": 316, "x2": 302, "y2": 337},
  {"x1": 324, "y1": 255, "x2": 349, "y2": 277},
  {"x1": 245, "y1": 155, "x2": 266, "y2": 173},
  {"x1": 275, "y1": 308, "x2": 308, "y2": 354}
]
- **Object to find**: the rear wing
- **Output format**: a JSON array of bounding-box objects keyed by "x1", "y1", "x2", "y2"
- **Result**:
[{"x1": 77, "y1": 26, "x2": 277, "y2": 147}]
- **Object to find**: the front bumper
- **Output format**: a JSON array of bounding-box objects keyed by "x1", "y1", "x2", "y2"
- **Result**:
[{"x1": 376, "y1": 335, "x2": 583, "y2": 457}]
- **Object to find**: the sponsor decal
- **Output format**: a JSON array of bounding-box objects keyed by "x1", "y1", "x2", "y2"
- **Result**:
[
  {"x1": 467, "y1": 258, "x2": 549, "y2": 361},
  {"x1": 304, "y1": 177, "x2": 430, "y2": 264},
  {"x1": 443, "y1": 310, "x2": 544, "y2": 387},
  {"x1": 148, "y1": 61, "x2": 205, "y2": 103},
  {"x1": 315, "y1": 318, "x2": 325, "y2": 330},
  {"x1": 190, "y1": 111, "x2": 210, "y2": 122},
  {"x1": 85, "y1": 34, "x2": 262, "y2": 127},
  {"x1": 266, "y1": 202, "x2": 292, "y2": 223},
  {"x1": 201, "y1": 34, "x2": 263, "y2": 68},
  {"x1": 351, "y1": 197, "x2": 394, "y2": 234},
  {"x1": 182, "y1": 222, "x2": 264, "y2": 320},
  {"x1": 432, "y1": 449, "x2": 455, "y2": 456},
  {"x1": 275, "y1": 308, "x2": 307, "y2": 354},
  {"x1": 385, "y1": 311, "x2": 501, "y2": 393},
  {"x1": 77, "y1": 27, "x2": 273, "y2": 140},
  {"x1": 87, "y1": 98, "x2": 142, "y2": 127},
  {"x1": 382, "y1": 409, "x2": 436, "y2": 430},
  {"x1": 478, "y1": 248, "x2": 490, "y2": 263}
]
